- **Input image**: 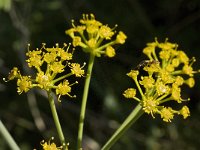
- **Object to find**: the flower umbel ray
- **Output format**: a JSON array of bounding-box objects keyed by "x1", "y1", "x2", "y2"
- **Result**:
[
  {"x1": 5, "y1": 43, "x2": 85, "y2": 101},
  {"x1": 123, "y1": 38, "x2": 199, "y2": 122}
]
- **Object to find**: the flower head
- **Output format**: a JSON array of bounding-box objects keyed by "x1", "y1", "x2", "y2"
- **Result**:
[
  {"x1": 124, "y1": 38, "x2": 199, "y2": 122},
  {"x1": 40, "y1": 137, "x2": 63, "y2": 150},
  {"x1": 5, "y1": 43, "x2": 85, "y2": 101},
  {"x1": 66, "y1": 14, "x2": 126, "y2": 57}
]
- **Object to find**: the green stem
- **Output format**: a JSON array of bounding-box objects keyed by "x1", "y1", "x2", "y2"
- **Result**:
[
  {"x1": 101, "y1": 104, "x2": 144, "y2": 150},
  {"x1": 134, "y1": 78, "x2": 145, "y2": 99},
  {"x1": 0, "y1": 120, "x2": 20, "y2": 150},
  {"x1": 96, "y1": 41, "x2": 115, "y2": 52},
  {"x1": 53, "y1": 73, "x2": 73, "y2": 84},
  {"x1": 77, "y1": 53, "x2": 95, "y2": 150},
  {"x1": 47, "y1": 91, "x2": 67, "y2": 149}
]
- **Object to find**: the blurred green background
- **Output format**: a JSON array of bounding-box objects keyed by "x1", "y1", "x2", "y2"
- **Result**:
[{"x1": 0, "y1": 0, "x2": 200, "y2": 149}]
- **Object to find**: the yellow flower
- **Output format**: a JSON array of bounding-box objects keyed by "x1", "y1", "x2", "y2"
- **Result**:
[
  {"x1": 60, "y1": 51, "x2": 73, "y2": 61},
  {"x1": 36, "y1": 71, "x2": 52, "y2": 89},
  {"x1": 65, "y1": 28, "x2": 75, "y2": 38},
  {"x1": 158, "y1": 41, "x2": 176, "y2": 50},
  {"x1": 159, "y1": 70, "x2": 174, "y2": 84},
  {"x1": 185, "y1": 77, "x2": 195, "y2": 88},
  {"x1": 86, "y1": 24, "x2": 99, "y2": 34},
  {"x1": 80, "y1": 14, "x2": 102, "y2": 26},
  {"x1": 142, "y1": 97, "x2": 159, "y2": 117},
  {"x1": 123, "y1": 88, "x2": 136, "y2": 99},
  {"x1": 172, "y1": 58, "x2": 180, "y2": 67},
  {"x1": 127, "y1": 70, "x2": 139, "y2": 80},
  {"x1": 115, "y1": 31, "x2": 127, "y2": 44},
  {"x1": 75, "y1": 25, "x2": 86, "y2": 34},
  {"x1": 87, "y1": 38, "x2": 97, "y2": 49},
  {"x1": 146, "y1": 40, "x2": 158, "y2": 47},
  {"x1": 56, "y1": 80, "x2": 71, "y2": 96},
  {"x1": 26, "y1": 50, "x2": 43, "y2": 68},
  {"x1": 72, "y1": 36, "x2": 82, "y2": 47},
  {"x1": 41, "y1": 137, "x2": 62, "y2": 150},
  {"x1": 174, "y1": 76, "x2": 184, "y2": 86},
  {"x1": 182, "y1": 64, "x2": 193, "y2": 77},
  {"x1": 17, "y1": 76, "x2": 32, "y2": 94},
  {"x1": 171, "y1": 84, "x2": 181, "y2": 103},
  {"x1": 159, "y1": 107, "x2": 174, "y2": 122},
  {"x1": 155, "y1": 81, "x2": 170, "y2": 96},
  {"x1": 50, "y1": 62, "x2": 65, "y2": 73},
  {"x1": 179, "y1": 106, "x2": 190, "y2": 119},
  {"x1": 7, "y1": 67, "x2": 20, "y2": 80},
  {"x1": 69, "y1": 63, "x2": 85, "y2": 77},
  {"x1": 99, "y1": 25, "x2": 114, "y2": 40},
  {"x1": 105, "y1": 46, "x2": 116, "y2": 57},
  {"x1": 43, "y1": 52, "x2": 57, "y2": 64},
  {"x1": 143, "y1": 46, "x2": 155, "y2": 57},
  {"x1": 143, "y1": 61, "x2": 160, "y2": 74},
  {"x1": 139, "y1": 76, "x2": 155, "y2": 89},
  {"x1": 166, "y1": 64, "x2": 174, "y2": 72},
  {"x1": 178, "y1": 51, "x2": 189, "y2": 64},
  {"x1": 159, "y1": 50, "x2": 171, "y2": 60}
]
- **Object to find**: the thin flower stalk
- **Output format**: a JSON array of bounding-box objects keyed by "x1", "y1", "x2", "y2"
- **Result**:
[
  {"x1": 77, "y1": 53, "x2": 95, "y2": 150},
  {"x1": 47, "y1": 91, "x2": 67, "y2": 149},
  {"x1": 0, "y1": 120, "x2": 20, "y2": 150},
  {"x1": 66, "y1": 14, "x2": 127, "y2": 150},
  {"x1": 101, "y1": 104, "x2": 144, "y2": 150}
]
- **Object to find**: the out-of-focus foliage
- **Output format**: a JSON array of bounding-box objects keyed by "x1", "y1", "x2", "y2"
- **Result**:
[{"x1": 0, "y1": 0, "x2": 200, "y2": 149}]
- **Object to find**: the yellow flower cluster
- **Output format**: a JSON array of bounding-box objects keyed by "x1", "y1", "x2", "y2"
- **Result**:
[
  {"x1": 123, "y1": 38, "x2": 199, "y2": 122},
  {"x1": 5, "y1": 43, "x2": 85, "y2": 101},
  {"x1": 65, "y1": 14, "x2": 127, "y2": 57},
  {"x1": 40, "y1": 137, "x2": 63, "y2": 150}
]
